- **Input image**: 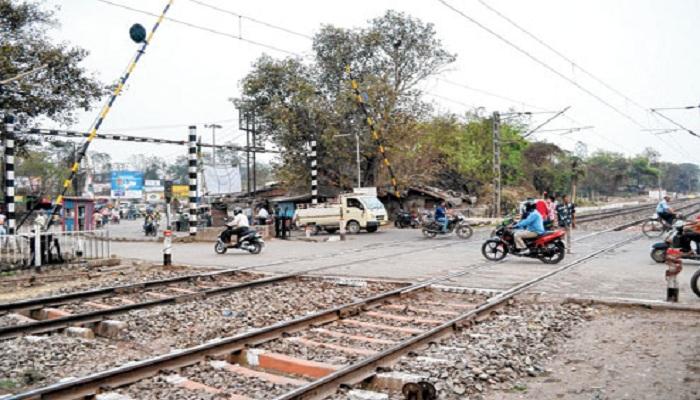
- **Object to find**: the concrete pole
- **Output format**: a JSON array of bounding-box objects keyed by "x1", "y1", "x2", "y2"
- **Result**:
[
  {"x1": 3, "y1": 116, "x2": 16, "y2": 234},
  {"x1": 492, "y1": 111, "x2": 501, "y2": 217},
  {"x1": 310, "y1": 139, "x2": 318, "y2": 205},
  {"x1": 188, "y1": 126, "x2": 198, "y2": 236}
]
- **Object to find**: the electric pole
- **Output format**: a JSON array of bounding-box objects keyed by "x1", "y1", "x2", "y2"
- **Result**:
[
  {"x1": 492, "y1": 111, "x2": 501, "y2": 217},
  {"x1": 204, "y1": 123, "x2": 222, "y2": 168}
]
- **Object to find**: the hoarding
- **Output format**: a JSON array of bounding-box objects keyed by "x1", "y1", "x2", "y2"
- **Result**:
[
  {"x1": 110, "y1": 171, "x2": 144, "y2": 199},
  {"x1": 172, "y1": 184, "x2": 189, "y2": 199}
]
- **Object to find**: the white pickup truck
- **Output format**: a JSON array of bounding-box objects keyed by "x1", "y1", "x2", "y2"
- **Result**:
[{"x1": 294, "y1": 194, "x2": 388, "y2": 234}]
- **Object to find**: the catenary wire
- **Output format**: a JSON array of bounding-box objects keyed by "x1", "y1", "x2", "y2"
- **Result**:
[{"x1": 95, "y1": 0, "x2": 301, "y2": 56}]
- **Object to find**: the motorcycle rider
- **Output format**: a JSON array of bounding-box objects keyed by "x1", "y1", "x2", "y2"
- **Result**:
[
  {"x1": 513, "y1": 202, "x2": 545, "y2": 255},
  {"x1": 679, "y1": 215, "x2": 700, "y2": 255},
  {"x1": 143, "y1": 209, "x2": 156, "y2": 234},
  {"x1": 435, "y1": 201, "x2": 448, "y2": 233},
  {"x1": 656, "y1": 195, "x2": 676, "y2": 226},
  {"x1": 227, "y1": 207, "x2": 250, "y2": 245}
]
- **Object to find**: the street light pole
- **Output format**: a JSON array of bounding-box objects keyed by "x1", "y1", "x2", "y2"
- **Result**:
[
  {"x1": 355, "y1": 132, "x2": 361, "y2": 188},
  {"x1": 205, "y1": 124, "x2": 222, "y2": 168}
]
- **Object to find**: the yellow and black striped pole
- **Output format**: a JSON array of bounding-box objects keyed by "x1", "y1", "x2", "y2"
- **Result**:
[
  {"x1": 344, "y1": 64, "x2": 402, "y2": 208},
  {"x1": 46, "y1": 0, "x2": 174, "y2": 229}
]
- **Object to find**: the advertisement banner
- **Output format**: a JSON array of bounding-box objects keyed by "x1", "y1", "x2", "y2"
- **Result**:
[
  {"x1": 172, "y1": 184, "x2": 189, "y2": 199},
  {"x1": 203, "y1": 165, "x2": 242, "y2": 195},
  {"x1": 110, "y1": 171, "x2": 144, "y2": 199}
]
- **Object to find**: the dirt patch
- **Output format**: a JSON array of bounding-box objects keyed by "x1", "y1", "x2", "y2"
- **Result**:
[{"x1": 486, "y1": 306, "x2": 700, "y2": 400}]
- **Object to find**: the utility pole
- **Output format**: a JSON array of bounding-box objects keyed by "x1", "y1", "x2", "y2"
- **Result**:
[
  {"x1": 204, "y1": 124, "x2": 222, "y2": 168},
  {"x1": 492, "y1": 111, "x2": 501, "y2": 217}
]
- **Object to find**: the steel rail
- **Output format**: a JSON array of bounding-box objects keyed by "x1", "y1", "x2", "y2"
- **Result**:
[
  {"x1": 4, "y1": 210, "x2": 680, "y2": 399},
  {"x1": 275, "y1": 234, "x2": 642, "y2": 400},
  {"x1": 4, "y1": 261, "x2": 499, "y2": 400},
  {"x1": 0, "y1": 238, "x2": 471, "y2": 339},
  {"x1": 0, "y1": 236, "x2": 425, "y2": 314}
]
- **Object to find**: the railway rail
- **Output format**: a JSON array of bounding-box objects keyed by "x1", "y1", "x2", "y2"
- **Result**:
[{"x1": 8, "y1": 204, "x2": 698, "y2": 400}]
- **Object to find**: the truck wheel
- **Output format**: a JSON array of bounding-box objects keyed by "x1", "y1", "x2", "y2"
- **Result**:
[
  {"x1": 366, "y1": 225, "x2": 378, "y2": 233},
  {"x1": 346, "y1": 220, "x2": 361, "y2": 234},
  {"x1": 692, "y1": 268, "x2": 700, "y2": 298}
]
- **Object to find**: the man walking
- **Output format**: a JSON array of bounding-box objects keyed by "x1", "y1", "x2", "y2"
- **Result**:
[{"x1": 556, "y1": 194, "x2": 576, "y2": 254}]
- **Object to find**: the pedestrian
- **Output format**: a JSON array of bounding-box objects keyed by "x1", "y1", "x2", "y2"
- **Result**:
[
  {"x1": 34, "y1": 210, "x2": 47, "y2": 231},
  {"x1": 0, "y1": 207, "x2": 7, "y2": 236},
  {"x1": 281, "y1": 207, "x2": 290, "y2": 239},
  {"x1": 273, "y1": 205, "x2": 282, "y2": 238},
  {"x1": 556, "y1": 194, "x2": 576, "y2": 254},
  {"x1": 257, "y1": 206, "x2": 269, "y2": 226}
]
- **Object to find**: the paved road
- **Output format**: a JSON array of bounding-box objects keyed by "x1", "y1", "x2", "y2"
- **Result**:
[{"x1": 110, "y1": 225, "x2": 700, "y2": 306}]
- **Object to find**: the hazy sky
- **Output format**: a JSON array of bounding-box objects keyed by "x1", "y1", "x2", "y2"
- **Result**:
[{"x1": 42, "y1": 0, "x2": 700, "y2": 165}]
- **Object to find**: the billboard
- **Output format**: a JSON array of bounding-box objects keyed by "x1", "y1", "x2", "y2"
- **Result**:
[
  {"x1": 110, "y1": 171, "x2": 144, "y2": 199},
  {"x1": 203, "y1": 165, "x2": 242, "y2": 195},
  {"x1": 172, "y1": 184, "x2": 189, "y2": 199}
]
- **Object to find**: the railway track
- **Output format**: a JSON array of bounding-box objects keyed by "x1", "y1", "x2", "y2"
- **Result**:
[
  {"x1": 575, "y1": 198, "x2": 696, "y2": 223},
  {"x1": 0, "y1": 234, "x2": 490, "y2": 340},
  {"x1": 5, "y1": 207, "x2": 687, "y2": 400}
]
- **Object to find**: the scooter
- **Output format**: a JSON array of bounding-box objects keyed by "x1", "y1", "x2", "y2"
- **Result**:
[
  {"x1": 650, "y1": 219, "x2": 700, "y2": 263},
  {"x1": 215, "y1": 226, "x2": 264, "y2": 255},
  {"x1": 422, "y1": 214, "x2": 473, "y2": 239},
  {"x1": 481, "y1": 224, "x2": 566, "y2": 264}
]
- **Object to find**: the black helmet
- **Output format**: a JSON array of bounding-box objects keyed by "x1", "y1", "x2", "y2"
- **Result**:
[
  {"x1": 233, "y1": 207, "x2": 242, "y2": 215},
  {"x1": 524, "y1": 201, "x2": 537, "y2": 212}
]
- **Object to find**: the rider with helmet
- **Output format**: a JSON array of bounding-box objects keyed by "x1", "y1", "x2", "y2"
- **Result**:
[
  {"x1": 656, "y1": 195, "x2": 676, "y2": 226},
  {"x1": 513, "y1": 201, "x2": 545, "y2": 255},
  {"x1": 227, "y1": 207, "x2": 250, "y2": 244}
]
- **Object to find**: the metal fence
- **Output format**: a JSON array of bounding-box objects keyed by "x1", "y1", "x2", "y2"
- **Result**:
[{"x1": 0, "y1": 229, "x2": 111, "y2": 271}]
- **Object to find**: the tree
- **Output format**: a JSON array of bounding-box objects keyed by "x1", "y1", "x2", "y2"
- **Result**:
[
  {"x1": 234, "y1": 11, "x2": 456, "y2": 192},
  {"x1": 0, "y1": 0, "x2": 106, "y2": 125}
]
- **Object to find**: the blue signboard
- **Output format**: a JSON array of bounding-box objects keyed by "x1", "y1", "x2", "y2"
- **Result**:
[{"x1": 110, "y1": 171, "x2": 144, "y2": 198}]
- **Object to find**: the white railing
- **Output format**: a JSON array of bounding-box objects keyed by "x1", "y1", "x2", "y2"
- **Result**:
[{"x1": 0, "y1": 229, "x2": 111, "y2": 271}]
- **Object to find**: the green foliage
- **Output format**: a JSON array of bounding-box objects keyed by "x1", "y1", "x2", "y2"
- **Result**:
[
  {"x1": 0, "y1": 0, "x2": 106, "y2": 125},
  {"x1": 234, "y1": 11, "x2": 456, "y2": 191}
]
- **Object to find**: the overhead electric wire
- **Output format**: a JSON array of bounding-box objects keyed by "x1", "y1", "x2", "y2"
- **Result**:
[
  {"x1": 475, "y1": 0, "x2": 700, "y2": 159},
  {"x1": 187, "y1": 0, "x2": 313, "y2": 40},
  {"x1": 476, "y1": 0, "x2": 649, "y2": 112},
  {"x1": 650, "y1": 108, "x2": 699, "y2": 139},
  {"x1": 437, "y1": 0, "x2": 647, "y2": 130},
  {"x1": 95, "y1": 0, "x2": 301, "y2": 56},
  {"x1": 650, "y1": 104, "x2": 700, "y2": 111},
  {"x1": 437, "y1": 77, "x2": 546, "y2": 111}
]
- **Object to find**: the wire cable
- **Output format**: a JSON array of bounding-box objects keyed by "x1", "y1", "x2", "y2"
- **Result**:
[
  {"x1": 187, "y1": 0, "x2": 313, "y2": 40},
  {"x1": 95, "y1": 0, "x2": 301, "y2": 56},
  {"x1": 437, "y1": 0, "x2": 647, "y2": 129},
  {"x1": 476, "y1": 0, "x2": 649, "y2": 113}
]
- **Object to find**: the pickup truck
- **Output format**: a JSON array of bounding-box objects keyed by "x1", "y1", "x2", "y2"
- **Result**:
[{"x1": 294, "y1": 194, "x2": 388, "y2": 234}]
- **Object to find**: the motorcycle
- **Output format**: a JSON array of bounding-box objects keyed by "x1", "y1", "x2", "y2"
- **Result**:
[
  {"x1": 650, "y1": 219, "x2": 700, "y2": 263},
  {"x1": 143, "y1": 219, "x2": 158, "y2": 237},
  {"x1": 394, "y1": 210, "x2": 420, "y2": 229},
  {"x1": 215, "y1": 225, "x2": 264, "y2": 255},
  {"x1": 481, "y1": 225, "x2": 566, "y2": 264},
  {"x1": 422, "y1": 214, "x2": 473, "y2": 239}
]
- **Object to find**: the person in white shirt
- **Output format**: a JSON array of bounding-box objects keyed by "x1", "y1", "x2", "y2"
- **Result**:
[
  {"x1": 34, "y1": 211, "x2": 47, "y2": 231},
  {"x1": 256, "y1": 207, "x2": 269, "y2": 225},
  {"x1": 0, "y1": 211, "x2": 7, "y2": 235},
  {"x1": 226, "y1": 207, "x2": 250, "y2": 244}
]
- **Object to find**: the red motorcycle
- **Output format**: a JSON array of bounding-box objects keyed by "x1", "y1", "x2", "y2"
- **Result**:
[{"x1": 481, "y1": 225, "x2": 566, "y2": 264}]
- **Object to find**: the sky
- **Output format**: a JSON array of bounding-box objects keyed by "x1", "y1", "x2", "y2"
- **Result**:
[{"x1": 40, "y1": 0, "x2": 700, "y2": 166}]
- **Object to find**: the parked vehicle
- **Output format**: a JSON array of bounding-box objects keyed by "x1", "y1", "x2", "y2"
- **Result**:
[
  {"x1": 394, "y1": 210, "x2": 420, "y2": 229},
  {"x1": 481, "y1": 225, "x2": 566, "y2": 264},
  {"x1": 294, "y1": 194, "x2": 387, "y2": 234},
  {"x1": 650, "y1": 219, "x2": 700, "y2": 263},
  {"x1": 421, "y1": 214, "x2": 473, "y2": 239},
  {"x1": 214, "y1": 226, "x2": 264, "y2": 255}
]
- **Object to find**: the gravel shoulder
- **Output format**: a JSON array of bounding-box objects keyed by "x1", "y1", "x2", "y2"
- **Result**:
[{"x1": 484, "y1": 306, "x2": 700, "y2": 400}]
